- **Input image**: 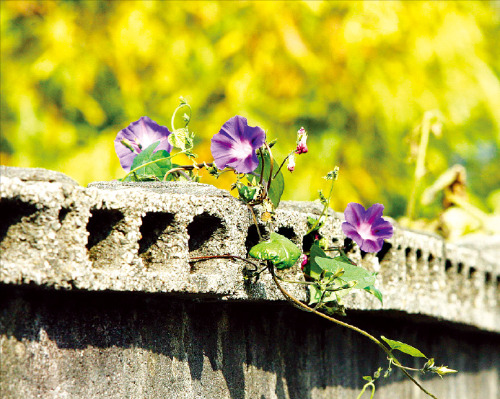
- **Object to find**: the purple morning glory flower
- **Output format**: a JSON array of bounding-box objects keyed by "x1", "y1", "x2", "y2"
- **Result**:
[
  {"x1": 114, "y1": 116, "x2": 173, "y2": 171},
  {"x1": 210, "y1": 115, "x2": 266, "y2": 174},
  {"x1": 341, "y1": 203, "x2": 393, "y2": 253}
]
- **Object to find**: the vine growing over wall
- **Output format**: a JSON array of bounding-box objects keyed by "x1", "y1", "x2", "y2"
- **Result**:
[{"x1": 113, "y1": 98, "x2": 457, "y2": 398}]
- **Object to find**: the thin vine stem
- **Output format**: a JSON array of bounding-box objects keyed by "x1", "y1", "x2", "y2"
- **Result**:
[
  {"x1": 356, "y1": 381, "x2": 376, "y2": 399},
  {"x1": 268, "y1": 263, "x2": 439, "y2": 399},
  {"x1": 189, "y1": 255, "x2": 259, "y2": 270},
  {"x1": 306, "y1": 177, "x2": 336, "y2": 235},
  {"x1": 258, "y1": 148, "x2": 265, "y2": 187},
  {"x1": 264, "y1": 142, "x2": 274, "y2": 196},
  {"x1": 247, "y1": 204, "x2": 263, "y2": 241},
  {"x1": 171, "y1": 102, "x2": 192, "y2": 132},
  {"x1": 273, "y1": 150, "x2": 295, "y2": 179}
]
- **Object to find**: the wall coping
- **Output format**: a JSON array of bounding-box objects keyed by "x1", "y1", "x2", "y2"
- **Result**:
[{"x1": 1, "y1": 166, "x2": 499, "y2": 333}]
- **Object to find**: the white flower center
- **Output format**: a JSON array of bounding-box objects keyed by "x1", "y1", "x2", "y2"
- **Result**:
[
  {"x1": 357, "y1": 222, "x2": 374, "y2": 240},
  {"x1": 230, "y1": 140, "x2": 253, "y2": 160}
]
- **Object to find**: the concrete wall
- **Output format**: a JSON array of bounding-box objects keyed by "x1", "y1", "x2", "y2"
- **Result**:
[{"x1": 1, "y1": 166, "x2": 499, "y2": 399}]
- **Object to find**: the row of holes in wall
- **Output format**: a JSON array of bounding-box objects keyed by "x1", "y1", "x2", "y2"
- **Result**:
[
  {"x1": 86, "y1": 209, "x2": 224, "y2": 258},
  {"x1": 1, "y1": 199, "x2": 499, "y2": 288},
  {"x1": 83, "y1": 208, "x2": 500, "y2": 287}
]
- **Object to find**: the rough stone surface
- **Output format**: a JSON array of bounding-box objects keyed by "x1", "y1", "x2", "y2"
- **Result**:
[
  {"x1": 1, "y1": 167, "x2": 500, "y2": 398},
  {"x1": 1, "y1": 168, "x2": 499, "y2": 331},
  {"x1": 0, "y1": 165, "x2": 79, "y2": 185},
  {"x1": 1, "y1": 286, "x2": 498, "y2": 399}
]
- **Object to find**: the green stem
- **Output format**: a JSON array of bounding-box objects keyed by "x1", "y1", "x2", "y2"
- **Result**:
[
  {"x1": 306, "y1": 177, "x2": 335, "y2": 235},
  {"x1": 268, "y1": 264, "x2": 439, "y2": 399},
  {"x1": 171, "y1": 102, "x2": 192, "y2": 131},
  {"x1": 247, "y1": 204, "x2": 263, "y2": 241},
  {"x1": 121, "y1": 150, "x2": 187, "y2": 181},
  {"x1": 162, "y1": 162, "x2": 214, "y2": 181},
  {"x1": 391, "y1": 362, "x2": 421, "y2": 372},
  {"x1": 189, "y1": 254, "x2": 259, "y2": 270},
  {"x1": 258, "y1": 148, "x2": 265, "y2": 187},
  {"x1": 356, "y1": 381, "x2": 376, "y2": 399},
  {"x1": 264, "y1": 142, "x2": 274, "y2": 197},
  {"x1": 273, "y1": 150, "x2": 295, "y2": 179}
]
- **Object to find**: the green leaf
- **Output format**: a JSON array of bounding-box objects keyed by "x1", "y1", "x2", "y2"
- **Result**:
[
  {"x1": 308, "y1": 284, "x2": 338, "y2": 305},
  {"x1": 130, "y1": 141, "x2": 160, "y2": 170},
  {"x1": 303, "y1": 243, "x2": 327, "y2": 280},
  {"x1": 247, "y1": 150, "x2": 284, "y2": 208},
  {"x1": 315, "y1": 257, "x2": 376, "y2": 289},
  {"x1": 322, "y1": 300, "x2": 346, "y2": 316},
  {"x1": 168, "y1": 127, "x2": 193, "y2": 151},
  {"x1": 237, "y1": 184, "x2": 258, "y2": 203},
  {"x1": 123, "y1": 141, "x2": 172, "y2": 181},
  {"x1": 307, "y1": 216, "x2": 323, "y2": 232},
  {"x1": 308, "y1": 284, "x2": 325, "y2": 305},
  {"x1": 249, "y1": 232, "x2": 301, "y2": 269},
  {"x1": 364, "y1": 285, "x2": 383, "y2": 305},
  {"x1": 150, "y1": 150, "x2": 172, "y2": 176},
  {"x1": 381, "y1": 336, "x2": 427, "y2": 358}
]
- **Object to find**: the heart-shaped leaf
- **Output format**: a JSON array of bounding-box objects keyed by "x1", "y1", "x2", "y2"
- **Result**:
[{"x1": 249, "y1": 232, "x2": 301, "y2": 269}]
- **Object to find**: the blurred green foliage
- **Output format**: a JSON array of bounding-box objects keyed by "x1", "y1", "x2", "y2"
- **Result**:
[{"x1": 1, "y1": 0, "x2": 499, "y2": 221}]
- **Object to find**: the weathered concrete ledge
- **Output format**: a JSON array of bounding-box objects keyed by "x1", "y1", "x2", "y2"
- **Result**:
[
  {"x1": 1, "y1": 166, "x2": 499, "y2": 333},
  {"x1": 1, "y1": 166, "x2": 499, "y2": 399}
]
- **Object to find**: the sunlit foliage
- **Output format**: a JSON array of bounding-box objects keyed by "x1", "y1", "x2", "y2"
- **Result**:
[{"x1": 1, "y1": 1, "x2": 499, "y2": 221}]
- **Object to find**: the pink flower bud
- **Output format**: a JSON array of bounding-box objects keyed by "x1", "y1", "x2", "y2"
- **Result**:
[
  {"x1": 287, "y1": 154, "x2": 296, "y2": 172},
  {"x1": 296, "y1": 127, "x2": 308, "y2": 154},
  {"x1": 300, "y1": 254, "x2": 308, "y2": 269}
]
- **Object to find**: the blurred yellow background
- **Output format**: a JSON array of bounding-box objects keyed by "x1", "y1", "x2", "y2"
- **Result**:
[{"x1": 1, "y1": 0, "x2": 499, "y2": 226}]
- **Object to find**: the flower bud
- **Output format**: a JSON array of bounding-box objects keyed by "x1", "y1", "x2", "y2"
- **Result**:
[
  {"x1": 296, "y1": 127, "x2": 308, "y2": 154},
  {"x1": 300, "y1": 254, "x2": 308, "y2": 269},
  {"x1": 287, "y1": 154, "x2": 296, "y2": 172},
  {"x1": 434, "y1": 366, "x2": 458, "y2": 376}
]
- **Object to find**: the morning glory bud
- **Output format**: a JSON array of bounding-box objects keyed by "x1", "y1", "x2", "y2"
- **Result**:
[
  {"x1": 287, "y1": 154, "x2": 296, "y2": 172},
  {"x1": 296, "y1": 127, "x2": 308, "y2": 154},
  {"x1": 300, "y1": 254, "x2": 308, "y2": 270}
]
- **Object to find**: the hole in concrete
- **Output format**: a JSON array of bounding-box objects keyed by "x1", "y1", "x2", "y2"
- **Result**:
[
  {"x1": 376, "y1": 242, "x2": 392, "y2": 263},
  {"x1": 416, "y1": 249, "x2": 422, "y2": 261},
  {"x1": 496, "y1": 275, "x2": 500, "y2": 290},
  {"x1": 428, "y1": 254, "x2": 435, "y2": 263},
  {"x1": 0, "y1": 199, "x2": 38, "y2": 243},
  {"x1": 245, "y1": 224, "x2": 265, "y2": 254},
  {"x1": 445, "y1": 259, "x2": 453, "y2": 273},
  {"x1": 188, "y1": 213, "x2": 223, "y2": 253},
  {"x1": 468, "y1": 267, "x2": 477, "y2": 279},
  {"x1": 484, "y1": 272, "x2": 492, "y2": 284},
  {"x1": 58, "y1": 207, "x2": 70, "y2": 224},
  {"x1": 405, "y1": 247, "x2": 412, "y2": 260},
  {"x1": 302, "y1": 231, "x2": 316, "y2": 252},
  {"x1": 86, "y1": 209, "x2": 124, "y2": 251},
  {"x1": 343, "y1": 238, "x2": 354, "y2": 253},
  {"x1": 457, "y1": 262, "x2": 464, "y2": 274},
  {"x1": 139, "y1": 212, "x2": 174, "y2": 255},
  {"x1": 277, "y1": 226, "x2": 296, "y2": 241}
]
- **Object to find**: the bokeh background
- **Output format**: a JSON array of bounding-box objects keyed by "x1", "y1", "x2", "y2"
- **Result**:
[{"x1": 1, "y1": 1, "x2": 499, "y2": 236}]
